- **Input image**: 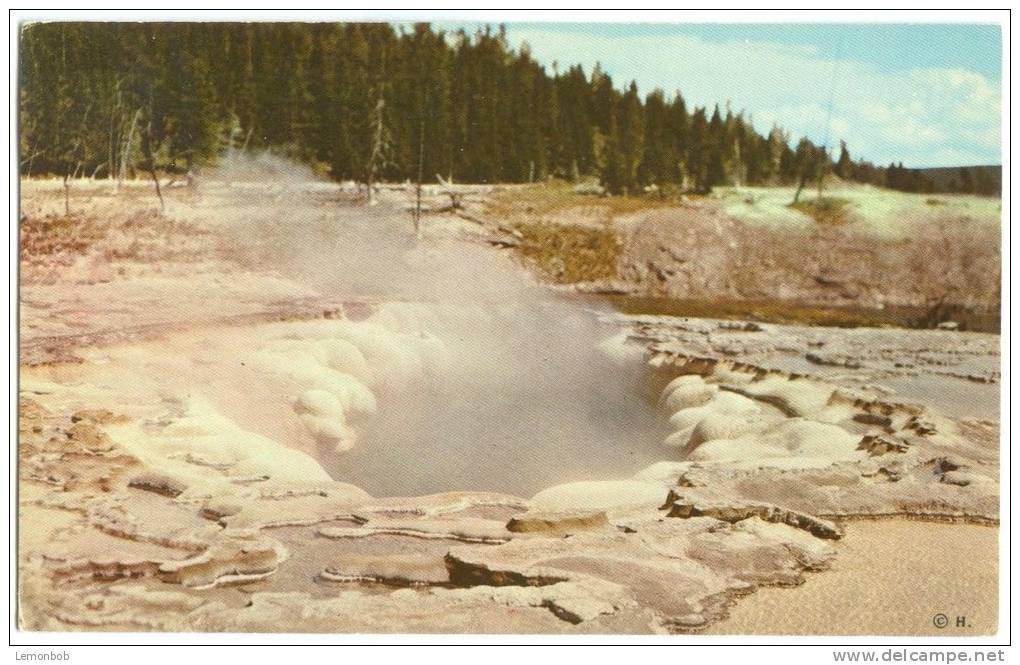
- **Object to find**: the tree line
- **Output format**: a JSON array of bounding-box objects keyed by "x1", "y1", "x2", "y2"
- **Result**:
[{"x1": 18, "y1": 22, "x2": 997, "y2": 196}]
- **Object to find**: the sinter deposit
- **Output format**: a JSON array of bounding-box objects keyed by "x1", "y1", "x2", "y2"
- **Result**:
[{"x1": 18, "y1": 177, "x2": 999, "y2": 633}]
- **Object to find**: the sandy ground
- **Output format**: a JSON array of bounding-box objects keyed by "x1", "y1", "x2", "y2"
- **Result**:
[{"x1": 711, "y1": 520, "x2": 999, "y2": 635}]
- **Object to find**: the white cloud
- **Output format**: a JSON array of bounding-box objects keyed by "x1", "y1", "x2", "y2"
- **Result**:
[{"x1": 507, "y1": 28, "x2": 1001, "y2": 167}]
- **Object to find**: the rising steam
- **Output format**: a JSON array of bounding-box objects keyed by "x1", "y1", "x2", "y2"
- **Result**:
[{"x1": 172, "y1": 155, "x2": 668, "y2": 497}]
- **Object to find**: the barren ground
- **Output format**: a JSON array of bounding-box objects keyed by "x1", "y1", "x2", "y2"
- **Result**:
[
  {"x1": 17, "y1": 177, "x2": 1000, "y2": 634},
  {"x1": 488, "y1": 182, "x2": 1000, "y2": 330}
]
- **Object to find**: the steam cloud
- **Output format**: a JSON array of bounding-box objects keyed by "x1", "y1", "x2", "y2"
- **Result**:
[{"x1": 184, "y1": 155, "x2": 668, "y2": 497}]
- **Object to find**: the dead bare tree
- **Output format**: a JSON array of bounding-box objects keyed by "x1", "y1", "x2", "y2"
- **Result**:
[
  {"x1": 425, "y1": 174, "x2": 522, "y2": 246},
  {"x1": 139, "y1": 111, "x2": 164, "y2": 212},
  {"x1": 108, "y1": 76, "x2": 123, "y2": 183},
  {"x1": 61, "y1": 174, "x2": 71, "y2": 216},
  {"x1": 365, "y1": 96, "x2": 393, "y2": 206},
  {"x1": 414, "y1": 114, "x2": 425, "y2": 237},
  {"x1": 117, "y1": 108, "x2": 141, "y2": 192},
  {"x1": 816, "y1": 148, "x2": 831, "y2": 199},
  {"x1": 62, "y1": 102, "x2": 93, "y2": 216},
  {"x1": 20, "y1": 148, "x2": 41, "y2": 178},
  {"x1": 435, "y1": 173, "x2": 462, "y2": 211}
]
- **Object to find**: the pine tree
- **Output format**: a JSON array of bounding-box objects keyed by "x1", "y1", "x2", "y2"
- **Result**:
[
  {"x1": 21, "y1": 21, "x2": 930, "y2": 197},
  {"x1": 685, "y1": 108, "x2": 709, "y2": 193},
  {"x1": 765, "y1": 125, "x2": 788, "y2": 184},
  {"x1": 668, "y1": 93, "x2": 689, "y2": 189},
  {"x1": 617, "y1": 82, "x2": 644, "y2": 194},
  {"x1": 601, "y1": 109, "x2": 624, "y2": 194},
  {"x1": 639, "y1": 89, "x2": 669, "y2": 188},
  {"x1": 834, "y1": 140, "x2": 852, "y2": 180}
]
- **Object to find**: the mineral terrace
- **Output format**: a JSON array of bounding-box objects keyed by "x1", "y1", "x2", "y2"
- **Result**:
[{"x1": 18, "y1": 178, "x2": 999, "y2": 634}]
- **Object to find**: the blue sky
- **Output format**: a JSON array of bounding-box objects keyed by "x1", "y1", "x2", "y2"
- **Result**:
[{"x1": 445, "y1": 22, "x2": 1002, "y2": 167}]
